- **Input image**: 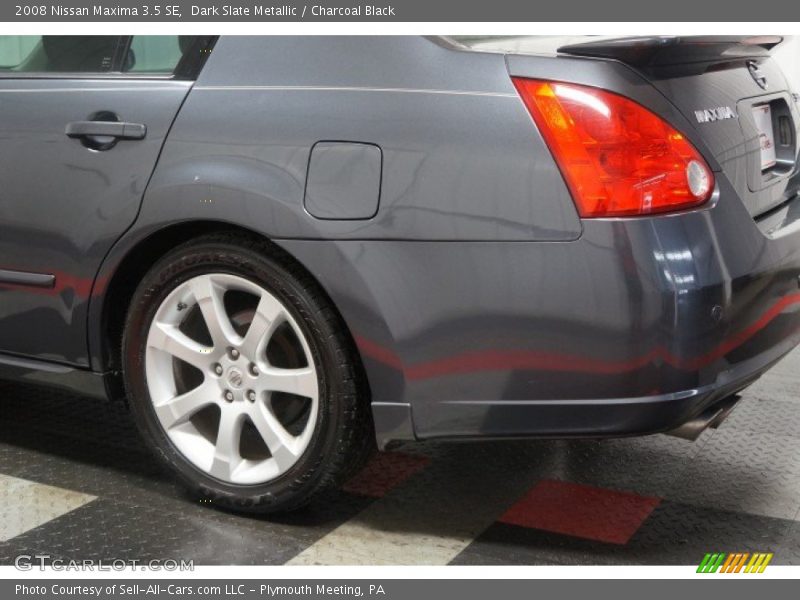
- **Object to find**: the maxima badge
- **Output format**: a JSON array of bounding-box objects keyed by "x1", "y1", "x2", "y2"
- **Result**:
[{"x1": 694, "y1": 106, "x2": 737, "y2": 124}]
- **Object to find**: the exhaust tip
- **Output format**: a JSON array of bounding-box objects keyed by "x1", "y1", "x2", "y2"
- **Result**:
[{"x1": 666, "y1": 394, "x2": 742, "y2": 441}]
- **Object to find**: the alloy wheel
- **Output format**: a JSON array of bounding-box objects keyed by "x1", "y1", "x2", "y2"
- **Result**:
[{"x1": 144, "y1": 273, "x2": 319, "y2": 485}]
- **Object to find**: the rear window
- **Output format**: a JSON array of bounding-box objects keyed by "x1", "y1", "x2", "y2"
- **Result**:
[
  {"x1": 0, "y1": 35, "x2": 199, "y2": 75},
  {"x1": 125, "y1": 36, "x2": 188, "y2": 74},
  {"x1": 0, "y1": 36, "x2": 40, "y2": 69},
  {"x1": 0, "y1": 36, "x2": 122, "y2": 72}
]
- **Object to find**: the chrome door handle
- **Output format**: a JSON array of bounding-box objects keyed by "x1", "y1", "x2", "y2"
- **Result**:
[{"x1": 65, "y1": 120, "x2": 147, "y2": 140}]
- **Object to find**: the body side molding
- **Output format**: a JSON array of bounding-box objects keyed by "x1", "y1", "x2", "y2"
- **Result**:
[{"x1": 0, "y1": 268, "x2": 55, "y2": 288}]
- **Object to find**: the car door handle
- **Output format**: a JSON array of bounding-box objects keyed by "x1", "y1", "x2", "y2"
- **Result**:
[{"x1": 65, "y1": 121, "x2": 147, "y2": 140}]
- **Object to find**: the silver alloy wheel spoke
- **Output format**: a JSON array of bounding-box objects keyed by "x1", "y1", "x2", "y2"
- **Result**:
[
  {"x1": 210, "y1": 409, "x2": 245, "y2": 480},
  {"x1": 240, "y1": 292, "x2": 285, "y2": 359},
  {"x1": 154, "y1": 381, "x2": 218, "y2": 429},
  {"x1": 148, "y1": 322, "x2": 212, "y2": 370},
  {"x1": 260, "y1": 366, "x2": 318, "y2": 398},
  {"x1": 190, "y1": 276, "x2": 239, "y2": 348},
  {"x1": 248, "y1": 402, "x2": 300, "y2": 471},
  {"x1": 145, "y1": 273, "x2": 319, "y2": 485}
]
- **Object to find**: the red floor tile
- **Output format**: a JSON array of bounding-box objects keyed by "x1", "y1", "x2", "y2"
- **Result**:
[
  {"x1": 342, "y1": 451, "x2": 430, "y2": 498},
  {"x1": 499, "y1": 479, "x2": 661, "y2": 545}
]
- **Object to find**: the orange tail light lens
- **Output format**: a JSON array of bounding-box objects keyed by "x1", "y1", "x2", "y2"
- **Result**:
[{"x1": 512, "y1": 78, "x2": 715, "y2": 218}]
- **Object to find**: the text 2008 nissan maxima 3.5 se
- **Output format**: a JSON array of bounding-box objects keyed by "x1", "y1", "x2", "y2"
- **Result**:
[{"x1": 0, "y1": 35, "x2": 798, "y2": 512}]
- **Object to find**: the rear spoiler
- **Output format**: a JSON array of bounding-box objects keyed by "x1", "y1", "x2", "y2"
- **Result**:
[{"x1": 558, "y1": 36, "x2": 783, "y2": 67}]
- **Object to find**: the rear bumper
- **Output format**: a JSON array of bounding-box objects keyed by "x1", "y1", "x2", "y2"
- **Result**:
[
  {"x1": 399, "y1": 181, "x2": 800, "y2": 441},
  {"x1": 406, "y1": 180, "x2": 800, "y2": 441},
  {"x1": 406, "y1": 336, "x2": 791, "y2": 441},
  {"x1": 282, "y1": 179, "x2": 800, "y2": 445}
]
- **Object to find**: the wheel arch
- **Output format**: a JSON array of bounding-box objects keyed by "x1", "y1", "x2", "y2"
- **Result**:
[{"x1": 88, "y1": 220, "x2": 370, "y2": 402}]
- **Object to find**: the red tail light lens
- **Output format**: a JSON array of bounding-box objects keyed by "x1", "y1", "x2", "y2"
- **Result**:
[{"x1": 512, "y1": 78, "x2": 715, "y2": 218}]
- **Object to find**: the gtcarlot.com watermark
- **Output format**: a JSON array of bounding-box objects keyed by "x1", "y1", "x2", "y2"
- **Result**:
[{"x1": 14, "y1": 554, "x2": 194, "y2": 572}]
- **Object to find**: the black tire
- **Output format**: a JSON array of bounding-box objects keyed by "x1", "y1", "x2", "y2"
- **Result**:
[{"x1": 122, "y1": 232, "x2": 374, "y2": 513}]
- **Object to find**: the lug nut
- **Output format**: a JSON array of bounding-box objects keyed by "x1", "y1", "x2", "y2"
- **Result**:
[
  {"x1": 249, "y1": 363, "x2": 259, "y2": 376},
  {"x1": 246, "y1": 390, "x2": 257, "y2": 402},
  {"x1": 229, "y1": 348, "x2": 240, "y2": 360},
  {"x1": 224, "y1": 390, "x2": 234, "y2": 402},
  {"x1": 213, "y1": 363, "x2": 223, "y2": 376}
]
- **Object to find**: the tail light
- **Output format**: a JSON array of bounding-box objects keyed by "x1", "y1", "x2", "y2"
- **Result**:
[{"x1": 512, "y1": 78, "x2": 715, "y2": 218}]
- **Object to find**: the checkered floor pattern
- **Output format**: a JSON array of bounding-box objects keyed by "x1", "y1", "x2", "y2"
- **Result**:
[{"x1": 1, "y1": 348, "x2": 799, "y2": 566}]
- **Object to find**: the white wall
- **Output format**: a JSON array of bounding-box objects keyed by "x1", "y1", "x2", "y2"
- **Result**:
[{"x1": 773, "y1": 36, "x2": 800, "y2": 93}]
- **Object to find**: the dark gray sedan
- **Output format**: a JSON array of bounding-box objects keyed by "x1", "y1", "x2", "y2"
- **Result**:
[{"x1": 0, "y1": 35, "x2": 798, "y2": 512}]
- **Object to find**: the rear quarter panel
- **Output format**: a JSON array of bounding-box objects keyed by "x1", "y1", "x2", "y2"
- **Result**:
[{"x1": 137, "y1": 36, "x2": 581, "y2": 242}]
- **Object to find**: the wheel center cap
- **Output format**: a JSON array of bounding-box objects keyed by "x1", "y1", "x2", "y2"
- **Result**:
[{"x1": 226, "y1": 367, "x2": 244, "y2": 389}]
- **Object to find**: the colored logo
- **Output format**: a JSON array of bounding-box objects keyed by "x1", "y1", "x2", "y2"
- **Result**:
[{"x1": 697, "y1": 552, "x2": 773, "y2": 573}]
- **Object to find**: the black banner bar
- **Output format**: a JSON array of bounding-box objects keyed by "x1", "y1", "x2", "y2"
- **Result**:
[
  {"x1": 2, "y1": 0, "x2": 799, "y2": 22},
  {"x1": 4, "y1": 579, "x2": 799, "y2": 599}
]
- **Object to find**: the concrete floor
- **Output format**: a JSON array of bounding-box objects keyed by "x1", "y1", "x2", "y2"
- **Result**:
[{"x1": 0, "y1": 347, "x2": 799, "y2": 566}]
